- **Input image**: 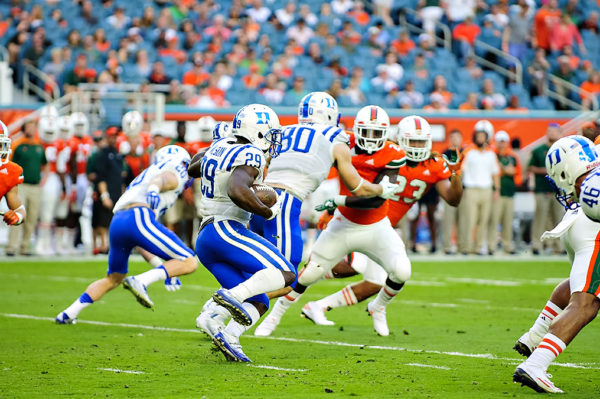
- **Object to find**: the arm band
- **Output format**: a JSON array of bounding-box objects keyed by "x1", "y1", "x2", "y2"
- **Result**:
[{"x1": 350, "y1": 178, "x2": 364, "y2": 193}]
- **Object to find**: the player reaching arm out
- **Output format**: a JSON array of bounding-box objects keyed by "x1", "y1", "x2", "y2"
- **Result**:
[{"x1": 0, "y1": 121, "x2": 26, "y2": 226}]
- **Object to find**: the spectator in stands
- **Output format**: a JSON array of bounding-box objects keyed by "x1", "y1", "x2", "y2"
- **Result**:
[
  {"x1": 140, "y1": 6, "x2": 156, "y2": 28},
  {"x1": 459, "y1": 92, "x2": 480, "y2": 110},
  {"x1": 206, "y1": 76, "x2": 228, "y2": 107},
  {"x1": 533, "y1": 0, "x2": 561, "y2": 51},
  {"x1": 107, "y1": 6, "x2": 130, "y2": 30},
  {"x1": 246, "y1": 0, "x2": 272, "y2": 24},
  {"x1": 6, "y1": 120, "x2": 46, "y2": 256},
  {"x1": 579, "y1": 11, "x2": 599, "y2": 34},
  {"x1": 528, "y1": 123, "x2": 563, "y2": 255},
  {"x1": 342, "y1": 75, "x2": 366, "y2": 105},
  {"x1": 564, "y1": 0, "x2": 584, "y2": 25},
  {"x1": 287, "y1": 18, "x2": 313, "y2": 47},
  {"x1": 22, "y1": 27, "x2": 49, "y2": 69},
  {"x1": 338, "y1": 20, "x2": 362, "y2": 48},
  {"x1": 307, "y1": 42, "x2": 325, "y2": 65},
  {"x1": 64, "y1": 54, "x2": 96, "y2": 92},
  {"x1": 424, "y1": 93, "x2": 449, "y2": 111},
  {"x1": 348, "y1": 1, "x2": 370, "y2": 26},
  {"x1": 328, "y1": 58, "x2": 348, "y2": 79},
  {"x1": 446, "y1": 0, "x2": 476, "y2": 23},
  {"x1": 67, "y1": 29, "x2": 83, "y2": 52},
  {"x1": 442, "y1": 129, "x2": 463, "y2": 254},
  {"x1": 418, "y1": 0, "x2": 445, "y2": 35},
  {"x1": 458, "y1": 121, "x2": 500, "y2": 255},
  {"x1": 378, "y1": 53, "x2": 404, "y2": 82},
  {"x1": 502, "y1": 1, "x2": 532, "y2": 64},
  {"x1": 481, "y1": 97, "x2": 496, "y2": 110},
  {"x1": 410, "y1": 52, "x2": 430, "y2": 80},
  {"x1": 42, "y1": 48, "x2": 66, "y2": 81},
  {"x1": 260, "y1": 74, "x2": 285, "y2": 105},
  {"x1": 93, "y1": 28, "x2": 110, "y2": 54},
  {"x1": 528, "y1": 48, "x2": 550, "y2": 96},
  {"x1": 431, "y1": 75, "x2": 452, "y2": 105},
  {"x1": 561, "y1": 44, "x2": 580, "y2": 70},
  {"x1": 371, "y1": 67, "x2": 397, "y2": 93},
  {"x1": 82, "y1": 35, "x2": 101, "y2": 64},
  {"x1": 134, "y1": 50, "x2": 152, "y2": 79},
  {"x1": 299, "y1": 4, "x2": 318, "y2": 27},
  {"x1": 489, "y1": 131, "x2": 522, "y2": 254},
  {"x1": 7, "y1": 31, "x2": 28, "y2": 83},
  {"x1": 166, "y1": 80, "x2": 185, "y2": 105},
  {"x1": 275, "y1": 2, "x2": 296, "y2": 26},
  {"x1": 318, "y1": 3, "x2": 342, "y2": 30},
  {"x1": 213, "y1": 61, "x2": 233, "y2": 91},
  {"x1": 505, "y1": 95, "x2": 528, "y2": 112},
  {"x1": 149, "y1": 61, "x2": 171, "y2": 84},
  {"x1": 351, "y1": 66, "x2": 371, "y2": 92},
  {"x1": 398, "y1": 80, "x2": 424, "y2": 109},
  {"x1": 418, "y1": 33, "x2": 436, "y2": 58},
  {"x1": 80, "y1": 0, "x2": 98, "y2": 26},
  {"x1": 391, "y1": 30, "x2": 416, "y2": 57},
  {"x1": 480, "y1": 78, "x2": 506, "y2": 109},
  {"x1": 283, "y1": 76, "x2": 307, "y2": 105},
  {"x1": 554, "y1": 55, "x2": 575, "y2": 110},
  {"x1": 461, "y1": 56, "x2": 483, "y2": 80},
  {"x1": 580, "y1": 70, "x2": 600, "y2": 109},
  {"x1": 332, "y1": 0, "x2": 354, "y2": 16},
  {"x1": 550, "y1": 14, "x2": 586, "y2": 54},
  {"x1": 242, "y1": 64, "x2": 264, "y2": 90},
  {"x1": 373, "y1": 0, "x2": 394, "y2": 26},
  {"x1": 271, "y1": 54, "x2": 293, "y2": 80},
  {"x1": 188, "y1": 82, "x2": 217, "y2": 109},
  {"x1": 486, "y1": 4, "x2": 509, "y2": 28},
  {"x1": 204, "y1": 14, "x2": 231, "y2": 40},
  {"x1": 365, "y1": 26, "x2": 385, "y2": 57},
  {"x1": 327, "y1": 79, "x2": 344, "y2": 100},
  {"x1": 452, "y1": 16, "x2": 481, "y2": 62},
  {"x1": 182, "y1": 57, "x2": 210, "y2": 87}
]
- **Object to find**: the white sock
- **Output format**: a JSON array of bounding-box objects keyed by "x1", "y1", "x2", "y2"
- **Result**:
[
  {"x1": 148, "y1": 256, "x2": 162, "y2": 268},
  {"x1": 266, "y1": 291, "x2": 302, "y2": 321},
  {"x1": 225, "y1": 303, "x2": 260, "y2": 338},
  {"x1": 135, "y1": 266, "x2": 168, "y2": 287},
  {"x1": 316, "y1": 285, "x2": 358, "y2": 310},
  {"x1": 530, "y1": 301, "x2": 563, "y2": 339},
  {"x1": 527, "y1": 333, "x2": 566, "y2": 370},
  {"x1": 229, "y1": 268, "x2": 285, "y2": 302},
  {"x1": 64, "y1": 292, "x2": 94, "y2": 318},
  {"x1": 372, "y1": 280, "x2": 405, "y2": 309}
]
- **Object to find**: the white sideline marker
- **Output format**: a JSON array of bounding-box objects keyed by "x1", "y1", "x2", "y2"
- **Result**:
[
  {"x1": 406, "y1": 363, "x2": 451, "y2": 370},
  {"x1": 248, "y1": 365, "x2": 307, "y2": 372},
  {"x1": 2, "y1": 313, "x2": 599, "y2": 370},
  {"x1": 99, "y1": 368, "x2": 144, "y2": 375}
]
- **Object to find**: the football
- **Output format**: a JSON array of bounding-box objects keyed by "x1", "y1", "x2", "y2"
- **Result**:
[{"x1": 251, "y1": 184, "x2": 278, "y2": 207}]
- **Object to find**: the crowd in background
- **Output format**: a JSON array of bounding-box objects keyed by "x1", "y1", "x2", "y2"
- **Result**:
[{"x1": 2, "y1": 0, "x2": 600, "y2": 110}]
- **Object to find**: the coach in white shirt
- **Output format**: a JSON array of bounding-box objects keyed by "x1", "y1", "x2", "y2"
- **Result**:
[{"x1": 458, "y1": 120, "x2": 500, "y2": 254}]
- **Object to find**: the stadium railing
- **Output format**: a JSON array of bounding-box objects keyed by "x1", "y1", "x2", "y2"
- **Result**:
[
  {"x1": 22, "y1": 63, "x2": 60, "y2": 103},
  {"x1": 402, "y1": 9, "x2": 452, "y2": 50},
  {"x1": 471, "y1": 39, "x2": 523, "y2": 86},
  {"x1": 546, "y1": 74, "x2": 599, "y2": 111}
]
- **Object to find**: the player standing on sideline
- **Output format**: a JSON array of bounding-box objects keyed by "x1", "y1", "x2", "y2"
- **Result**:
[
  {"x1": 0, "y1": 121, "x2": 27, "y2": 228},
  {"x1": 254, "y1": 105, "x2": 409, "y2": 337},
  {"x1": 296, "y1": 116, "x2": 463, "y2": 334},
  {"x1": 512, "y1": 136, "x2": 600, "y2": 393},
  {"x1": 56, "y1": 145, "x2": 197, "y2": 324},
  {"x1": 191, "y1": 104, "x2": 298, "y2": 362}
]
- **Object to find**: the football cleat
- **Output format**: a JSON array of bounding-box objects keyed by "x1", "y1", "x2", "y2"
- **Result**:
[
  {"x1": 196, "y1": 311, "x2": 225, "y2": 338},
  {"x1": 164, "y1": 277, "x2": 182, "y2": 291},
  {"x1": 123, "y1": 276, "x2": 154, "y2": 308},
  {"x1": 301, "y1": 302, "x2": 334, "y2": 326},
  {"x1": 253, "y1": 314, "x2": 281, "y2": 337},
  {"x1": 513, "y1": 363, "x2": 564, "y2": 393},
  {"x1": 513, "y1": 331, "x2": 542, "y2": 357},
  {"x1": 212, "y1": 289, "x2": 251, "y2": 326},
  {"x1": 367, "y1": 301, "x2": 389, "y2": 336},
  {"x1": 55, "y1": 311, "x2": 77, "y2": 324},
  {"x1": 213, "y1": 331, "x2": 252, "y2": 362}
]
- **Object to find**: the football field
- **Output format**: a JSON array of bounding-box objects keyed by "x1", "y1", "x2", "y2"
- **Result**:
[{"x1": 1, "y1": 257, "x2": 599, "y2": 398}]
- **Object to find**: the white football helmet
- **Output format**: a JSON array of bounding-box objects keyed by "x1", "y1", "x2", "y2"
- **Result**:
[
  {"x1": 39, "y1": 117, "x2": 59, "y2": 143},
  {"x1": 232, "y1": 104, "x2": 282, "y2": 157},
  {"x1": 213, "y1": 122, "x2": 231, "y2": 141},
  {"x1": 58, "y1": 116, "x2": 72, "y2": 140},
  {"x1": 70, "y1": 112, "x2": 89, "y2": 137},
  {"x1": 0, "y1": 120, "x2": 11, "y2": 165},
  {"x1": 398, "y1": 115, "x2": 432, "y2": 162},
  {"x1": 154, "y1": 144, "x2": 191, "y2": 167},
  {"x1": 298, "y1": 91, "x2": 340, "y2": 126},
  {"x1": 122, "y1": 110, "x2": 144, "y2": 136},
  {"x1": 474, "y1": 119, "x2": 494, "y2": 138},
  {"x1": 197, "y1": 116, "x2": 217, "y2": 142},
  {"x1": 354, "y1": 105, "x2": 390, "y2": 154},
  {"x1": 546, "y1": 135, "x2": 600, "y2": 209},
  {"x1": 39, "y1": 105, "x2": 59, "y2": 120}
]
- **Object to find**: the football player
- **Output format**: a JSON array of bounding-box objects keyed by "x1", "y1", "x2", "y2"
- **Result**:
[
  {"x1": 0, "y1": 121, "x2": 27, "y2": 227},
  {"x1": 56, "y1": 145, "x2": 197, "y2": 324},
  {"x1": 296, "y1": 115, "x2": 463, "y2": 335},
  {"x1": 512, "y1": 135, "x2": 600, "y2": 393},
  {"x1": 254, "y1": 105, "x2": 410, "y2": 337},
  {"x1": 191, "y1": 104, "x2": 297, "y2": 362}
]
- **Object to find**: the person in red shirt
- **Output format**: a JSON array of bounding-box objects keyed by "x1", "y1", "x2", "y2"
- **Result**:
[
  {"x1": 391, "y1": 30, "x2": 416, "y2": 57},
  {"x1": 300, "y1": 116, "x2": 463, "y2": 331},
  {"x1": 452, "y1": 16, "x2": 481, "y2": 61},
  {"x1": 550, "y1": 14, "x2": 586, "y2": 54},
  {"x1": 0, "y1": 121, "x2": 26, "y2": 227},
  {"x1": 534, "y1": 0, "x2": 561, "y2": 51},
  {"x1": 255, "y1": 106, "x2": 409, "y2": 337},
  {"x1": 182, "y1": 57, "x2": 210, "y2": 87}
]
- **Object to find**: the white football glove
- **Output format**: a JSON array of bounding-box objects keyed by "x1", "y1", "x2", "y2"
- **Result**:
[
  {"x1": 164, "y1": 277, "x2": 182, "y2": 291},
  {"x1": 266, "y1": 193, "x2": 284, "y2": 220},
  {"x1": 378, "y1": 175, "x2": 402, "y2": 200}
]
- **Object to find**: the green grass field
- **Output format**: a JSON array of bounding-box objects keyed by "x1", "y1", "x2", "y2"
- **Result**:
[{"x1": 1, "y1": 257, "x2": 598, "y2": 398}]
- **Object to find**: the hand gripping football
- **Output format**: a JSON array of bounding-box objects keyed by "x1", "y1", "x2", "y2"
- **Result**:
[{"x1": 251, "y1": 184, "x2": 278, "y2": 207}]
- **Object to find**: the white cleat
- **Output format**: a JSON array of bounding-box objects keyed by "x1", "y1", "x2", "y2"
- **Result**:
[
  {"x1": 55, "y1": 311, "x2": 77, "y2": 324},
  {"x1": 253, "y1": 315, "x2": 281, "y2": 337},
  {"x1": 367, "y1": 301, "x2": 389, "y2": 336},
  {"x1": 123, "y1": 276, "x2": 154, "y2": 308},
  {"x1": 513, "y1": 331, "x2": 543, "y2": 358},
  {"x1": 513, "y1": 362, "x2": 564, "y2": 393},
  {"x1": 196, "y1": 311, "x2": 225, "y2": 338},
  {"x1": 301, "y1": 301, "x2": 334, "y2": 326}
]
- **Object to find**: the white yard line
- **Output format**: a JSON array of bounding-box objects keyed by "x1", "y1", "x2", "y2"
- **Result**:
[
  {"x1": 3, "y1": 313, "x2": 597, "y2": 370},
  {"x1": 247, "y1": 365, "x2": 307, "y2": 372},
  {"x1": 98, "y1": 368, "x2": 145, "y2": 375},
  {"x1": 405, "y1": 363, "x2": 451, "y2": 370}
]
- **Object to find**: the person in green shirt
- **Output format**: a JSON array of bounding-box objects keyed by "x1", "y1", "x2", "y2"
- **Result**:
[
  {"x1": 489, "y1": 131, "x2": 523, "y2": 254},
  {"x1": 7, "y1": 120, "x2": 47, "y2": 256},
  {"x1": 528, "y1": 123, "x2": 564, "y2": 255}
]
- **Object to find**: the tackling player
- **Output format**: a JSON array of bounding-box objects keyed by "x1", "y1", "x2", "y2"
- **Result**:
[
  {"x1": 296, "y1": 116, "x2": 463, "y2": 335},
  {"x1": 254, "y1": 105, "x2": 410, "y2": 337},
  {"x1": 56, "y1": 145, "x2": 197, "y2": 324},
  {"x1": 191, "y1": 104, "x2": 296, "y2": 362},
  {"x1": 512, "y1": 135, "x2": 600, "y2": 393},
  {"x1": 0, "y1": 121, "x2": 27, "y2": 227}
]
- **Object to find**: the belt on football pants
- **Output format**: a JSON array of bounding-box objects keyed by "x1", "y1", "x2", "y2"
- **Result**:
[{"x1": 199, "y1": 216, "x2": 215, "y2": 232}]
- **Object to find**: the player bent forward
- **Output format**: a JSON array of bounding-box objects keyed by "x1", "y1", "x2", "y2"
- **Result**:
[{"x1": 56, "y1": 145, "x2": 197, "y2": 324}]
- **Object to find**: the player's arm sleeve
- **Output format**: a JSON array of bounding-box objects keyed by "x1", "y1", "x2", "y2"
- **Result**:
[{"x1": 344, "y1": 168, "x2": 397, "y2": 209}]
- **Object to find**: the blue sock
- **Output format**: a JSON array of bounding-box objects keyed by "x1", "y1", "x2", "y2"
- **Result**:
[{"x1": 79, "y1": 292, "x2": 93, "y2": 304}]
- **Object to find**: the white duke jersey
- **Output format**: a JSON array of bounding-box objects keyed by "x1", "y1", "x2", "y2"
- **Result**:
[
  {"x1": 200, "y1": 137, "x2": 266, "y2": 224},
  {"x1": 113, "y1": 158, "x2": 189, "y2": 216},
  {"x1": 265, "y1": 123, "x2": 348, "y2": 200}
]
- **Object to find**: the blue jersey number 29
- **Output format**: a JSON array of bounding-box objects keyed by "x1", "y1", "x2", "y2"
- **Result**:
[{"x1": 201, "y1": 158, "x2": 218, "y2": 198}]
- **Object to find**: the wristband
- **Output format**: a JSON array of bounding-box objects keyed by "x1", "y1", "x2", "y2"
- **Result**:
[
  {"x1": 100, "y1": 192, "x2": 110, "y2": 200},
  {"x1": 333, "y1": 195, "x2": 347, "y2": 207},
  {"x1": 350, "y1": 178, "x2": 364, "y2": 193},
  {"x1": 147, "y1": 184, "x2": 160, "y2": 194}
]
